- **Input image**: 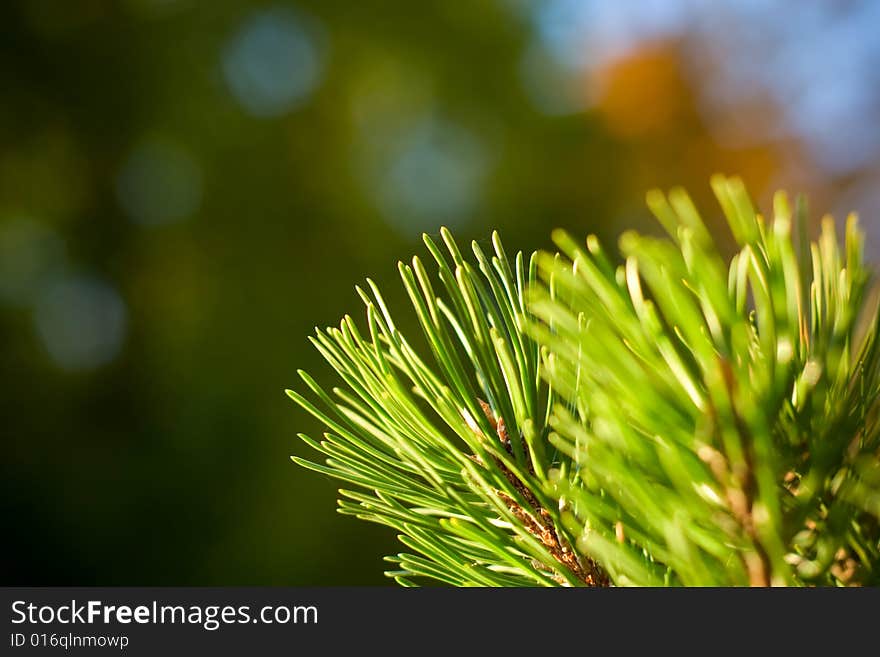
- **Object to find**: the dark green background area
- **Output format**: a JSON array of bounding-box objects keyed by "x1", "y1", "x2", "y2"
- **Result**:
[{"x1": 2, "y1": 0, "x2": 877, "y2": 584}]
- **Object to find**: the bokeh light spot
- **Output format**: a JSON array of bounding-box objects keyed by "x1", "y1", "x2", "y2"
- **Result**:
[
  {"x1": 34, "y1": 276, "x2": 127, "y2": 371},
  {"x1": 513, "y1": 0, "x2": 880, "y2": 174},
  {"x1": 518, "y1": 41, "x2": 589, "y2": 116},
  {"x1": 116, "y1": 136, "x2": 203, "y2": 226},
  {"x1": 375, "y1": 119, "x2": 489, "y2": 235},
  {"x1": 0, "y1": 218, "x2": 66, "y2": 306},
  {"x1": 223, "y1": 7, "x2": 326, "y2": 118}
]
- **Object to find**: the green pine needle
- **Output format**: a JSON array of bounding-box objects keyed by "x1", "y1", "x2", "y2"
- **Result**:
[{"x1": 289, "y1": 176, "x2": 880, "y2": 586}]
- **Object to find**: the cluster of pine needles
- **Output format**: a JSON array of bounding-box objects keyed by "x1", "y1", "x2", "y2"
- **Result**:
[{"x1": 288, "y1": 176, "x2": 880, "y2": 586}]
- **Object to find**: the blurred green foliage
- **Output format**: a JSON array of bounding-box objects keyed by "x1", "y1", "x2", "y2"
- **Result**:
[{"x1": 2, "y1": 0, "x2": 878, "y2": 584}]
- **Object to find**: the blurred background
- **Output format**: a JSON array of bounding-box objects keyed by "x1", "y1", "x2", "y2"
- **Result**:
[{"x1": 3, "y1": 0, "x2": 880, "y2": 584}]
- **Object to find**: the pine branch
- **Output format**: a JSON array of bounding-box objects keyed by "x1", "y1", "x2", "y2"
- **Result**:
[
  {"x1": 288, "y1": 229, "x2": 601, "y2": 586},
  {"x1": 289, "y1": 176, "x2": 880, "y2": 586}
]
